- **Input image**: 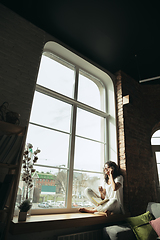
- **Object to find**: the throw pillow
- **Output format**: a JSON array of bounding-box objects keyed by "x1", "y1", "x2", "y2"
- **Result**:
[
  {"x1": 149, "y1": 217, "x2": 160, "y2": 237},
  {"x1": 126, "y1": 211, "x2": 157, "y2": 240}
]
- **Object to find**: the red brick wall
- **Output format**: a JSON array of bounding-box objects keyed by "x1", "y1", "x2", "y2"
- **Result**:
[
  {"x1": 115, "y1": 72, "x2": 130, "y2": 214},
  {"x1": 115, "y1": 70, "x2": 160, "y2": 216}
]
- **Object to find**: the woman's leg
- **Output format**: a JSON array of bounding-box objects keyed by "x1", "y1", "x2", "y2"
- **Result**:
[
  {"x1": 96, "y1": 198, "x2": 121, "y2": 214},
  {"x1": 84, "y1": 187, "x2": 101, "y2": 206},
  {"x1": 78, "y1": 187, "x2": 100, "y2": 213}
]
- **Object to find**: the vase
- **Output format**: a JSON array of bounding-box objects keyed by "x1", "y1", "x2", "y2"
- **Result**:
[{"x1": 18, "y1": 211, "x2": 27, "y2": 221}]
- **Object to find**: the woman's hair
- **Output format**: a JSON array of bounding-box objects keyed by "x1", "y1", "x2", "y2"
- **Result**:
[{"x1": 104, "y1": 161, "x2": 121, "y2": 183}]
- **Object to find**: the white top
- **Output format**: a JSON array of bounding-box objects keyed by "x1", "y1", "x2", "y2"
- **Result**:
[{"x1": 104, "y1": 175, "x2": 124, "y2": 213}]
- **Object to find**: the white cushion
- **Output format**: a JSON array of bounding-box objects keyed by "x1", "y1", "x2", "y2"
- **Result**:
[{"x1": 146, "y1": 202, "x2": 160, "y2": 219}]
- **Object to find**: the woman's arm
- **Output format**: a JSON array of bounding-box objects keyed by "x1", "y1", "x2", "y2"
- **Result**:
[
  {"x1": 109, "y1": 169, "x2": 121, "y2": 191},
  {"x1": 98, "y1": 186, "x2": 106, "y2": 200}
]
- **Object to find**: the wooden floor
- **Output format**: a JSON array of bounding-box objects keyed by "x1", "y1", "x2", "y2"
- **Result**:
[{"x1": 10, "y1": 212, "x2": 127, "y2": 235}]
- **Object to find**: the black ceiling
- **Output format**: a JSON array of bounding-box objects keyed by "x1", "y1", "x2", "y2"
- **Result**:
[{"x1": 1, "y1": 0, "x2": 160, "y2": 83}]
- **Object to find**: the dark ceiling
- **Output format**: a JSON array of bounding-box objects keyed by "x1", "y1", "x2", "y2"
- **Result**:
[{"x1": 1, "y1": 0, "x2": 160, "y2": 83}]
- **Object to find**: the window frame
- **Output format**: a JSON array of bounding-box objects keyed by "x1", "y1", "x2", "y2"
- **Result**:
[{"x1": 25, "y1": 41, "x2": 117, "y2": 215}]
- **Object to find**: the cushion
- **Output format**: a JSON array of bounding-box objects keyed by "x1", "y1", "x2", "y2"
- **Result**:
[
  {"x1": 103, "y1": 223, "x2": 136, "y2": 240},
  {"x1": 126, "y1": 211, "x2": 157, "y2": 240},
  {"x1": 149, "y1": 217, "x2": 160, "y2": 237},
  {"x1": 147, "y1": 202, "x2": 160, "y2": 219}
]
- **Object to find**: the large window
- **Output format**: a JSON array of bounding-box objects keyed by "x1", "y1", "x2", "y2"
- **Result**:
[{"x1": 15, "y1": 42, "x2": 117, "y2": 214}]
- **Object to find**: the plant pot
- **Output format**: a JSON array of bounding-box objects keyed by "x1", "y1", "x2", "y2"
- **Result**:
[{"x1": 18, "y1": 211, "x2": 27, "y2": 221}]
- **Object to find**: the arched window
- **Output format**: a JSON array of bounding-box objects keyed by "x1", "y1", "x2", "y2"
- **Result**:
[
  {"x1": 15, "y1": 42, "x2": 117, "y2": 214},
  {"x1": 151, "y1": 130, "x2": 160, "y2": 190}
]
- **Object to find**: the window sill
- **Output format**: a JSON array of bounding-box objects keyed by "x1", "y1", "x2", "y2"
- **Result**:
[{"x1": 10, "y1": 212, "x2": 127, "y2": 235}]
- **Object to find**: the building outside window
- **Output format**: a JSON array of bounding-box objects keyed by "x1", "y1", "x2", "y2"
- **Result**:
[{"x1": 14, "y1": 42, "x2": 117, "y2": 215}]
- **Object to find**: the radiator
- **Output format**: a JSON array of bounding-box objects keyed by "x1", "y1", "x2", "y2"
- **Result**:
[{"x1": 58, "y1": 229, "x2": 102, "y2": 240}]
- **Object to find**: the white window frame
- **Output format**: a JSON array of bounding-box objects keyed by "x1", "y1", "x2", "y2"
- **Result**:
[{"x1": 29, "y1": 41, "x2": 117, "y2": 215}]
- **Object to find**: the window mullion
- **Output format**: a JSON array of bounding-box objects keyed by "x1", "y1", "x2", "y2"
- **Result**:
[
  {"x1": 74, "y1": 67, "x2": 79, "y2": 100},
  {"x1": 36, "y1": 85, "x2": 108, "y2": 118},
  {"x1": 67, "y1": 67, "x2": 79, "y2": 209},
  {"x1": 105, "y1": 116, "x2": 109, "y2": 162}
]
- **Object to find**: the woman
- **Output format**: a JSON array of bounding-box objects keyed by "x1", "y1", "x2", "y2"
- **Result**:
[{"x1": 79, "y1": 161, "x2": 124, "y2": 216}]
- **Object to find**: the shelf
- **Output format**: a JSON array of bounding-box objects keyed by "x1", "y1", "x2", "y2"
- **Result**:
[
  {"x1": 0, "y1": 121, "x2": 25, "y2": 136},
  {"x1": 0, "y1": 121, "x2": 26, "y2": 240}
]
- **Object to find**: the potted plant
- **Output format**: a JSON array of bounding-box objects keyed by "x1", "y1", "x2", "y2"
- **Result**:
[
  {"x1": 18, "y1": 143, "x2": 40, "y2": 221},
  {"x1": 18, "y1": 199, "x2": 32, "y2": 221}
]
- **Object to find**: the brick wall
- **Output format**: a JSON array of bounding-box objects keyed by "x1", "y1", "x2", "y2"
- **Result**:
[
  {"x1": 115, "y1": 72, "x2": 130, "y2": 214},
  {"x1": 115, "y1": 70, "x2": 160, "y2": 216},
  {"x1": 0, "y1": 4, "x2": 45, "y2": 127}
]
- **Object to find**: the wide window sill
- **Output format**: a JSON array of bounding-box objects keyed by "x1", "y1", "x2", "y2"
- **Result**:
[{"x1": 10, "y1": 212, "x2": 127, "y2": 235}]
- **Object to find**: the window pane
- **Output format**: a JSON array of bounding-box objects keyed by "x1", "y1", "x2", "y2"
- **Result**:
[
  {"x1": 78, "y1": 72, "x2": 101, "y2": 110},
  {"x1": 156, "y1": 152, "x2": 160, "y2": 164},
  {"x1": 155, "y1": 152, "x2": 160, "y2": 185},
  {"x1": 151, "y1": 138, "x2": 160, "y2": 145},
  {"x1": 157, "y1": 164, "x2": 160, "y2": 184},
  {"x1": 74, "y1": 137, "x2": 104, "y2": 172},
  {"x1": 30, "y1": 91, "x2": 72, "y2": 133},
  {"x1": 26, "y1": 124, "x2": 69, "y2": 168},
  {"x1": 15, "y1": 166, "x2": 67, "y2": 212},
  {"x1": 37, "y1": 55, "x2": 75, "y2": 98},
  {"x1": 151, "y1": 130, "x2": 160, "y2": 145},
  {"x1": 72, "y1": 171, "x2": 103, "y2": 208},
  {"x1": 157, "y1": 164, "x2": 160, "y2": 172},
  {"x1": 76, "y1": 108, "x2": 105, "y2": 142}
]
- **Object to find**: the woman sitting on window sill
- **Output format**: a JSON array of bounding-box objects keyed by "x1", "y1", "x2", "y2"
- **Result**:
[{"x1": 79, "y1": 161, "x2": 124, "y2": 217}]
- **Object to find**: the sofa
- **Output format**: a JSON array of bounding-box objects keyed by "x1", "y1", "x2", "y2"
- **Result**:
[{"x1": 103, "y1": 202, "x2": 160, "y2": 240}]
